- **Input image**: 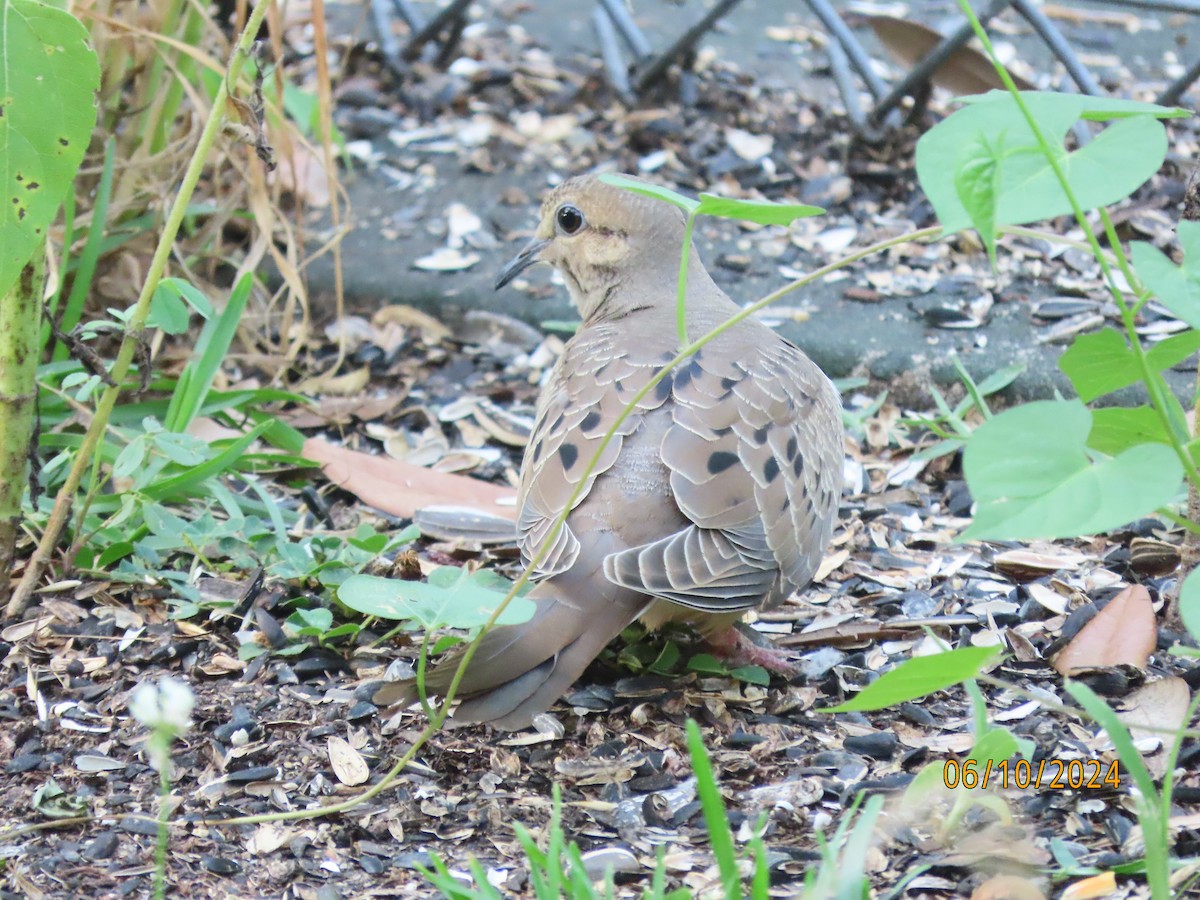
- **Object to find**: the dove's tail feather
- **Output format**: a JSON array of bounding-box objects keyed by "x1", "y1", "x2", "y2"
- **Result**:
[{"x1": 375, "y1": 579, "x2": 645, "y2": 731}]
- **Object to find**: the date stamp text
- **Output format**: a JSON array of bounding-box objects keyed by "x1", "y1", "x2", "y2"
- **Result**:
[{"x1": 943, "y1": 758, "x2": 1120, "y2": 791}]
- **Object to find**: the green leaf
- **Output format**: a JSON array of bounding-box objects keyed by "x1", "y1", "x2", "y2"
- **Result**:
[
  {"x1": 729, "y1": 664, "x2": 770, "y2": 686},
  {"x1": 1133, "y1": 221, "x2": 1200, "y2": 329},
  {"x1": 1058, "y1": 328, "x2": 1139, "y2": 402},
  {"x1": 695, "y1": 193, "x2": 824, "y2": 225},
  {"x1": 686, "y1": 653, "x2": 728, "y2": 676},
  {"x1": 0, "y1": 0, "x2": 100, "y2": 298},
  {"x1": 685, "y1": 720, "x2": 740, "y2": 897},
  {"x1": 1088, "y1": 406, "x2": 1173, "y2": 455},
  {"x1": 1180, "y1": 566, "x2": 1200, "y2": 643},
  {"x1": 288, "y1": 607, "x2": 334, "y2": 634},
  {"x1": 917, "y1": 92, "x2": 1179, "y2": 236},
  {"x1": 147, "y1": 284, "x2": 189, "y2": 334},
  {"x1": 969, "y1": 726, "x2": 1018, "y2": 768},
  {"x1": 1146, "y1": 328, "x2": 1200, "y2": 371},
  {"x1": 164, "y1": 272, "x2": 254, "y2": 432},
  {"x1": 597, "y1": 173, "x2": 699, "y2": 213},
  {"x1": 961, "y1": 399, "x2": 1183, "y2": 540},
  {"x1": 953, "y1": 135, "x2": 1000, "y2": 264},
  {"x1": 337, "y1": 571, "x2": 535, "y2": 630},
  {"x1": 821, "y1": 645, "x2": 1001, "y2": 712}
]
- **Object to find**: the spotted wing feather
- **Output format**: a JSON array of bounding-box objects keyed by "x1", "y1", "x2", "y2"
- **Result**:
[
  {"x1": 604, "y1": 332, "x2": 842, "y2": 613},
  {"x1": 517, "y1": 324, "x2": 673, "y2": 578}
]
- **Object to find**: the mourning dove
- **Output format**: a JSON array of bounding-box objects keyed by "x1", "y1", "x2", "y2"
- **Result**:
[{"x1": 376, "y1": 174, "x2": 843, "y2": 730}]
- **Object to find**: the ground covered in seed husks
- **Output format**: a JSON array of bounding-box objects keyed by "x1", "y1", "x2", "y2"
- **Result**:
[
  {"x1": 4, "y1": 1, "x2": 1200, "y2": 898},
  {"x1": 2, "y1": 318, "x2": 1198, "y2": 899}
]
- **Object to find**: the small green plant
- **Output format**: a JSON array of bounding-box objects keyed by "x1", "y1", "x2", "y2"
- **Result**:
[
  {"x1": 422, "y1": 783, "x2": 688, "y2": 900},
  {"x1": 903, "y1": 355, "x2": 1025, "y2": 461},
  {"x1": 128, "y1": 675, "x2": 195, "y2": 900}
]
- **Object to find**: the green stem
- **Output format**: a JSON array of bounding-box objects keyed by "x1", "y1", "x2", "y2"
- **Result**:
[
  {"x1": 152, "y1": 737, "x2": 172, "y2": 900},
  {"x1": 676, "y1": 210, "x2": 698, "y2": 347},
  {"x1": 0, "y1": 256, "x2": 46, "y2": 609},
  {"x1": 5, "y1": 0, "x2": 274, "y2": 619}
]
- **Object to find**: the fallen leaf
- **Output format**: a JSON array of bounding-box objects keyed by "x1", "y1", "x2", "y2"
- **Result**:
[
  {"x1": 302, "y1": 437, "x2": 517, "y2": 519},
  {"x1": 725, "y1": 128, "x2": 773, "y2": 162},
  {"x1": 372, "y1": 304, "x2": 453, "y2": 341},
  {"x1": 1052, "y1": 585, "x2": 1157, "y2": 675},
  {"x1": 295, "y1": 365, "x2": 371, "y2": 396},
  {"x1": 1117, "y1": 676, "x2": 1191, "y2": 775},
  {"x1": 1060, "y1": 871, "x2": 1116, "y2": 900},
  {"x1": 413, "y1": 247, "x2": 480, "y2": 272},
  {"x1": 868, "y1": 17, "x2": 1035, "y2": 96}
]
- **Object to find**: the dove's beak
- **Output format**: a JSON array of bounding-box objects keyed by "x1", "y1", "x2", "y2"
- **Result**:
[{"x1": 495, "y1": 237, "x2": 551, "y2": 290}]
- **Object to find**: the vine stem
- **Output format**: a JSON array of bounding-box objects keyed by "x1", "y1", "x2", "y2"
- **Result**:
[{"x1": 6, "y1": 0, "x2": 274, "y2": 619}]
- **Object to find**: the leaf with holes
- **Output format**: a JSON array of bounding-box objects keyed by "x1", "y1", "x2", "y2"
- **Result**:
[{"x1": 0, "y1": 0, "x2": 100, "y2": 296}]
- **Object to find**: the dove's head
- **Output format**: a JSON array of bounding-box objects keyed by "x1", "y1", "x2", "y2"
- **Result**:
[{"x1": 495, "y1": 174, "x2": 690, "y2": 321}]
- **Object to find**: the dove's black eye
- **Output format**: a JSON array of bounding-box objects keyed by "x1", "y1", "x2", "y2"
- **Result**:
[{"x1": 556, "y1": 204, "x2": 585, "y2": 235}]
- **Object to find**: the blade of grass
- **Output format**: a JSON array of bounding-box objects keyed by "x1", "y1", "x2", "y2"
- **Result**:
[
  {"x1": 685, "y1": 719, "x2": 740, "y2": 897},
  {"x1": 142, "y1": 418, "x2": 272, "y2": 501},
  {"x1": 164, "y1": 271, "x2": 254, "y2": 432}
]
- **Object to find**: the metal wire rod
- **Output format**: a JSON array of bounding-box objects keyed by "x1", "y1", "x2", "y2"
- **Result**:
[
  {"x1": 1011, "y1": 0, "x2": 1102, "y2": 95},
  {"x1": 403, "y1": 0, "x2": 474, "y2": 61},
  {"x1": 633, "y1": 0, "x2": 744, "y2": 95},
  {"x1": 804, "y1": 0, "x2": 891, "y2": 101},
  {"x1": 598, "y1": 0, "x2": 653, "y2": 60},
  {"x1": 1158, "y1": 53, "x2": 1200, "y2": 105},
  {"x1": 593, "y1": 6, "x2": 635, "y2": 102}
]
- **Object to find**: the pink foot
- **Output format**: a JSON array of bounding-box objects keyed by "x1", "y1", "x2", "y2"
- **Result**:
[{"x1": 705, "y1": 626, "x2": 800, "y2": 677}]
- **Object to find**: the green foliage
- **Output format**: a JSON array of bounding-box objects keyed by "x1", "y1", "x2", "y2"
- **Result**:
[
  {"x1": 0, "y1": 0, "x2": 100, "y2": 298},
  {"x1": 1133, "y1": 220, "x2": 1200, "y2": 328},
  {"x1": 961, "y1": 400, "x2": 1183, "y2": 540},
  {"x1": 904, "y1": 355, "x2": 1023, "y2": 461},
  {"x1": 338, "y1": 567, "x2": 535, "y2": 631},
  {"x1": 821, "y1": 645, "x2": 1001, "y2": 713},
  {"x1": 1065, "y1": 681, "x2": 1200, "y2": 898},
  {"x1": 916, "y1": 92, "x2": 1184, "y2": 253},
  {"x1": 598, "y1": 173, "x2": 824, "y2": 226},
  {"x1": 421, "y1": 784, "x2": 688, "y2": 900},
  {"x1": 1059, "y1": 328, "x2": 1200, "y2": 404}
]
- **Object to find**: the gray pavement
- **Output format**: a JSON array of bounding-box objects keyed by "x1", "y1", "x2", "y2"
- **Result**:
[{"x1": 299, "y1": 0, "x2": 1200, "y2": 406}]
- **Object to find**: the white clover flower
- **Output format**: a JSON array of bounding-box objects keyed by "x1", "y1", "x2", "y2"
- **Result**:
[{"x1": 129, "y1": 676, "x2": 195, "y2": 736}]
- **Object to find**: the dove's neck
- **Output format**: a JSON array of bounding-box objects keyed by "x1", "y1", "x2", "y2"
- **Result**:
[{"x1": 574, "y1": 243, "x2": 727, "y2": 329}]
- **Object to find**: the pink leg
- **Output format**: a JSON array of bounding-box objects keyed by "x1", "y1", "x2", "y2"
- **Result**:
[{"x1": 705, "y1": 626, "x2": 800, "y2": 677}]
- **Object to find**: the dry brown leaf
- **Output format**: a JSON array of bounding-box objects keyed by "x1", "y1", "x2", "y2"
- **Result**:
[
  {"x1": 280, "y1": 394, "x2": 406, "y2": 429},
  {"x1": 1117, "y1": 676, "x2": 1191, "y2": 776},
  {"x1": 269, "y1": 143, "x2": 331, "y2": 206},
  {"x1": 869, "y1": 17, "x2": 1035, "y2": 96},
  {"x1": 302, "y1": 436, "x2": 517, "y2": 519},
  {"x1": 1059, "y1": 871, "x2": 1117, "y2": 900},
  {"x1": 971, "y1": 874, "x2": 1048, "y2": 900},
  {"x1": 372, "y1": 304, "x2": 453, "y2": 342},
  {"x1": 295, "y1": 365, "x2": 371, "y2": 397},
  {"x1": 327, "y1": 735, "x2": 370, "y2": 786},
  {"x1": 1051, "y1": 585, "x2": 1157, "y2": 675}
]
